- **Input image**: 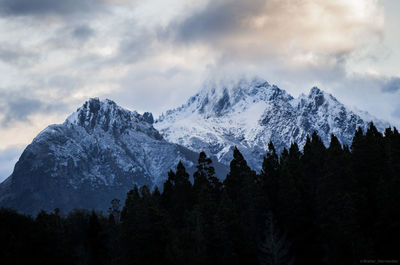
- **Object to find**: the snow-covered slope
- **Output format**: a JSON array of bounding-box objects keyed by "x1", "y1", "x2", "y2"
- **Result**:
[
  {"x1": 155, "y1": 78, "x2": 389, "y2": 170},
  {"x1": 0, "y1": 78, "x2": 390, "y2": 214},
  {"x1": 0, "y1": 98, "x2": 227, "y2": 214}
]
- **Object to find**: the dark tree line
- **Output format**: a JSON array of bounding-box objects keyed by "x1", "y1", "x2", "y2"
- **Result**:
[{"x1": 1, "y1": 123, "x2": 399, "y2": 265}]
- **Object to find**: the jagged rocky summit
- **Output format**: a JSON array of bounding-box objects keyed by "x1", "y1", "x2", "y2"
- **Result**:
[
  {"x1": 155, "y1": 77, "x2": 389, "y2": 170},
  {"x1": 0, "y1": 98, "x2": 227, "y2": 214}
]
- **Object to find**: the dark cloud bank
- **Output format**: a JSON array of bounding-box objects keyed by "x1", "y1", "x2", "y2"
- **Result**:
[{"x1": 0, "y1": 0, "x2": 103, "y2": 16}]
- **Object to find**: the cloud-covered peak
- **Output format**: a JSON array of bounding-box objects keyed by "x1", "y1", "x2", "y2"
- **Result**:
[
  {"x1": 199, "y1": 77, "x2": 288, "y2": 101},
  {"x1": 309, "y1": 86, "x2": 323, "y2": 96},
  {"x1": 158, "y1": 77, "x2": 293, "y2": 120}
]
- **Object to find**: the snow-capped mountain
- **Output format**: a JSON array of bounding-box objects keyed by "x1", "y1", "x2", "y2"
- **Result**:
[
  {"x1": 0, "y1": 98, "x2": 227, "y2": 214},
  {"x1": 0, "y1": 77, "x2": 390, "y2": 214},
  {"x1": 155, "y1": 77, "x2": 389, "y2": 170}
]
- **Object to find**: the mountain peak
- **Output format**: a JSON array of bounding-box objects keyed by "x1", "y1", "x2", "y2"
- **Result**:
[
  {"x1": 1, "y1": 99, "x2": 216, "y2": 214},
  {"x1": 62, "y1": 98, "x2": 161, "y2": 142},
  {"x1": 67, "y1": 98, "x2": 142, "y2": 126},
  {"x1": 307, "y1": 86, "x2": 325, "y2": 106},
  {"x1": 309, "y1": 86, "x2": 322, "y2": 96},
  {"x1": 159, "y1": 77, "x2": 292, "y2": 120},
  {"x1": 156, "y1": 79, "x2": 389, "y2": 170},
  {"x1": 203, "y1": 77, "x2": 277, "y2": 99},
  {"x1": 300, "y1": 86, "x2": 341, "y2": 109},
  {"x1": 66, "y1": 98, "x2": 124, "y2": 125}
]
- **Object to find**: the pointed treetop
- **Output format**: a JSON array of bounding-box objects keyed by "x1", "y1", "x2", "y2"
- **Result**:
[
  {"x1": 268, "y1": 141, "x2": 276, "y2": 154},
  {"x1": 197, "y1": 151, "x2": 210, "y2": 165},
  {"x1": 311, "y1": 131, "x2": 320, "y2": 142},
  {"x1": 355, "y1": 126, "x2": 364, "y2": 136},
  {"x1": 175, "y1": 160, "x2": 190, "y2": 183},
  {"x1": 352, "y1": 126, "x2": 365, "y2": 150},
  {"x1": 305, "y1": 135, "x2": 311, "y2": 144},
  {"x1": 177, "y1": 160, "x2": 186, "y2": 172},
  {"x1": 281, "y1": 148, "x2": 289, "y2": 160},
  {"x1": 289, "y1": 142, "x2": 300, "y2": 154},
  {"x1": 366, "y1": 122, "x2": 382, "y2": 138},
  {"x1": 227, "y1": 146, "x2": 254, "y2": 176},
  {"x1": 140, "y1": 185, "x2": 151, "y2": 199},
  {"x1": 328, "y1": 134, "x2": 342, "y2": 152},
  {"x1": 196, "y1": 151, "x2": 215, "y2": 175},
  {"x1": 231, "y1": 147, "x2": 248, "y2": 169},
  {"x1": 152, "y1": 186, "x2": 161, "y2": 197},
  {"x1": 384, "y1": 127, "x2": 393, "y2": 138}
]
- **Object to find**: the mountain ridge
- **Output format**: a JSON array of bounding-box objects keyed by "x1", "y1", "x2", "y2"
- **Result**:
[
  {"x1": 155, "y1": 77, "x2": 389, "y2": 170},
  {"x1": 0, "y1": 77, "x2": 390, "y2": 213}
]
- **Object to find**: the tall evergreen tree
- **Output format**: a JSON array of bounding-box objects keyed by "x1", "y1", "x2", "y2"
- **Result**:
[
  {"x1": 193, "y1": 152, "x2": 221, "y2": 203},
  {"x1": 316, "y1": 134, "x2": 357, "y2": 264},
  {"x1": 223, "y1": 147, "x2": 258, "y2": 263},
  {"x1": 214, "y1": 190, "x2": 248, "y2": 265},
  {"x1": 120, "y1": 185, "x2": 167, "y2": 265},
  {"x1": 351, "y1": 123, "x2": 385, "y2": 258},
  {"x1": 190, "y1": 152, "x2": 222, "y2": 265},
  {"x1": 258, "y1": 211, "x2": 294, "y2": 265},
  {"x1": 162, "y1": 161, "x2": 193, "y2": 227},
  {"x1": 260, "y1": 141, "x2": 279, "y2": 209},
  {"x1": 224, "y1": 147, "x2": 256, "y2": 202},
  {"x1": 87, "y1": 211, "x2": 109, "y2": 265}
]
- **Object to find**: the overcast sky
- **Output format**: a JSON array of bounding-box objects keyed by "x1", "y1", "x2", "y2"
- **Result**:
[{"x1": 0, "y1": 0, "x2": 400, "y2": 181}]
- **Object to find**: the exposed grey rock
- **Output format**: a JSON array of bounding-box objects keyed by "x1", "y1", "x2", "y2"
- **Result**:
[{"x1": 0, "y1": 98, "x2": 227, "y2": 214}]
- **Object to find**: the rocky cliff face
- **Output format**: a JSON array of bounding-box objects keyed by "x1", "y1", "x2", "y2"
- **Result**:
[{"x1": 0, "y1": 98, "x2": 227, "y2": 214}]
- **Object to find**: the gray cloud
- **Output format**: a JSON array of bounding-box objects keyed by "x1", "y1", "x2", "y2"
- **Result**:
[
  {"x1": 0, "y1": 91, "x2": 69, "y2": 126},
  {"x1": 0, "y1": 0, "x2": 104, "y2": 16},
  {"x1": 0, "y1": 44, "x2": 39, "y2": 66},
  {"x1": 1, "y1": 97, "x2": 42, "y2": 125},
  {"x1": 382, "y1": 77, "x2": 400, "y2": 93},
  {"x1": 46, "y1": 75, "x2": 84, "y2": 91},
  {"x1": 171, "y1": 0, "x2": 264, "y2": 43},
  {"x1": 72, "y1": 25, "x2": 95, "y2": 41},
  {"x1": 109, "y1": 25, "x2": 157, "y2": 64}
]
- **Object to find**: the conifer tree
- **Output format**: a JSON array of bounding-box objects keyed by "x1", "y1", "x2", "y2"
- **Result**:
[
  {"x1": 223, "y1": 147, "x2": 258, "y2": 260},
  {"x1": 302, "y1": 132, "x2": 326, "y2": 202},
  {"x1": 87, "y1": 211, "x2": 109, "y2": 265},
  {"x1": 258, "y1": 211, "x2": 294, "y2": 265},
  {"x1": 224, "y1": 147, "x2": 256, "y2": 202},
  {"x1": 108, "y1": 198, "x2": 121, "y2": 224},
  {"x1": 194, "y1": 152, "x2": 214, "y2": 186},
  {"x1": 190, "y1": 152, "x2": 222, "y2": 265},
  {"x1": 351, "y1": 123, "x2": 385, "y2": 257},
  {"x1": 260, "y1": 141, "x2": 279, "y2": 208},
  {"x1": 316, "y1": 134, "x2": 357, "y2": 263},
  {"x1": 214, "y1": 190, "x2": 247, "y2": 265},
  {"x1": 277, "y1": 142, "x2": 307, "y2": 263},
  {"x1": 120, "y1": 185, "x2": 167, "y2": 264}
]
